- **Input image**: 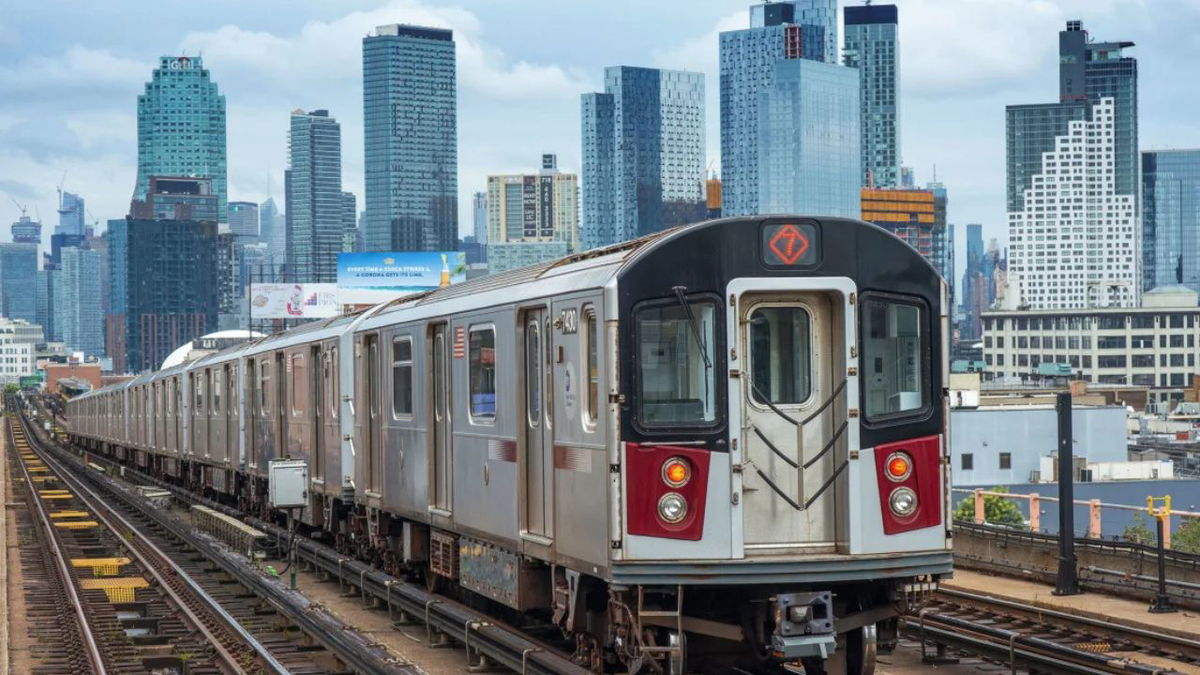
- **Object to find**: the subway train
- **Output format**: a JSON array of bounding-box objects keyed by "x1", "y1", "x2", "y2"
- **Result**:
[{"x1": 65, "y1": 215, "x2": 952, "y2": 674}]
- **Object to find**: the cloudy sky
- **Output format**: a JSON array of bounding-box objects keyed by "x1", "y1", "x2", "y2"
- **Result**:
[{"x1": 1, "y1": 0, "x2": 1198, "y2": 275}]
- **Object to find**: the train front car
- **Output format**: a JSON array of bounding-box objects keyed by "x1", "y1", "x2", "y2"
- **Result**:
[{"x1": 609, "y1": 216, "x2": 950, "y2": 673}]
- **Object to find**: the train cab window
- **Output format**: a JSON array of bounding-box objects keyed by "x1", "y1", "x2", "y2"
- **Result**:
[
  {"x1": 391, "y1": 338, "x2": 413, "y2": 417},
  {"x1": 635, "y1": 298, "x2": 718, "y2": 427},
  {"x1": 749, "y1": 306, "x2": 812, "y2": 405},
  {"x1": 469, "y1": 327, "x2": 497, "y2": 422},
  {"x1": 862, "y1": 295, "x2": 928, "y2": 420},
  {"x1": 583, "y1": 307, "x2": 599, "y2": 427},
  {"x1": 291, "y1": 354, "x2": 306, "y2": 416}
]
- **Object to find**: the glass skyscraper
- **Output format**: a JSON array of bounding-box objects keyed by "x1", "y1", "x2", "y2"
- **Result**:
[
  {"x1": 0, "y1": 243, "x2": 38, "y2": 324},
  {"x1": 1143, "y1": 150, "x2": 1200, "y2": 294},
  {"x1": 757, "y1": 59, "x2": 860, "y2": 217},
  {"x1": 285, "y1": 109, "x2": 343, "y2": 283},
  {"x1": 228, "y1": 201, "x2": 259, "y2": 239},
  {"x1": 56, "y1": 191, "x2": 85, "y2": 237},
  {"x1": 1005, "y1": 102, "x2": 1087, "y2": 211},
  {"x1": 581, "y1": 66, "x2": 705, "y2": 250},
  {"x1": 720, "y1": 5, "x2": 838, "y2": 218},
  {"x1": 136, "y1": 56, "x2": 227, "y2": 219},
  {"x1": 59, "y1": 246, "x2": 104, "y2": 358},
  {"x1": 362, "y1": 25, "x2": 457, "y2": 252},
  {"x1": 843, "y1": 4, "x2": 900, "y2": 189}
]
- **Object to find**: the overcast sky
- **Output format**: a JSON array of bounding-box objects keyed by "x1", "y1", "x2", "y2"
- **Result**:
[{"x1": 2, "y1": 0, "x2": 1199, "y2": 278}]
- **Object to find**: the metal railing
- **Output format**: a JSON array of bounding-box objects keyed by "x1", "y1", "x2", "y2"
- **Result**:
[{"x1": 952, "y1": 487, "x2": 1200, "y2": 549}]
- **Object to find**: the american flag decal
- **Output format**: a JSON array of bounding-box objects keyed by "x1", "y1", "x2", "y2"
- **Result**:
[{"x1": 453, "y1": 326, "x2": 466, "y2": 359}]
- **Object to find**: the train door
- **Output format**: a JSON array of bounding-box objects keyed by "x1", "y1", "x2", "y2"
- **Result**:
[
  {"x1": 734, "y1": 291, "x2": 842, "y2": 553},
  {"x1": 520, "y1": 308, "x2": 553, "y2": 539},
  {"x1": 363, "y1": 334, "x2": 382, "y2": 494},
  {"x1": 312, "y1": 344, "x2": 324, "y2": 484},
  {"x1": 428, "y1": 324, "x2": 451, "y2": 512}
]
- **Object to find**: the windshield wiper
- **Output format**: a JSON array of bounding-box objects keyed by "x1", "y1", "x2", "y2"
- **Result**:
[{"x1": 672, "y1": 286, "x2": 711, "y2": 369}]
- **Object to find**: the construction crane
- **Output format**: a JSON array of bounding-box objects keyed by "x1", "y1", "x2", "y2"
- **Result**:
[{"x1": 10, "y1": 197, "x2": 27, "y2": 218}]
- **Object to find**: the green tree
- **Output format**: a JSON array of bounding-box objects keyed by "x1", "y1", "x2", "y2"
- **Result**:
[
  {"x1": 1123, "y1": 513, "x2": 1155, "y2": 545},
  {"x1": 1174, "y1": 517, "x2": 1200, "y2": 554},
  {"x1": 3, "y1": 384, "x2": 18, "y2": 394},
  {"x1": 953, "y1": 487, "x2": 1026, "y2": 528}
]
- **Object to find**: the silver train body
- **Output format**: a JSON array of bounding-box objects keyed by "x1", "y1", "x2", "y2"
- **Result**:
[{"x1": 66, "y1": 217, "x2": 953, "y2": 673}]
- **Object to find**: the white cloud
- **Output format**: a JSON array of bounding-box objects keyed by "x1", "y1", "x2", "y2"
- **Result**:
[{"x1": 0, "y1": 45, "x2": 145, "y2": 96}]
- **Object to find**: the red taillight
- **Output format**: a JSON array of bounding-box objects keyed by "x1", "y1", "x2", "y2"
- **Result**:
[
  {"x1": 625, "y1": 444, "x2": 710, "y2": 540},
  {"x1": 874, "y1": 436, "x2": 941, "y2": 534}
]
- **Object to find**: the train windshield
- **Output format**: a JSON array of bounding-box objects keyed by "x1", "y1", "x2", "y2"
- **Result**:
[
  {"x1": 636, "y1": 299, "x2": 717, "y2": 427},
  {"x1": 862, "y1": 295, "x2": 927, "y2": 419}
]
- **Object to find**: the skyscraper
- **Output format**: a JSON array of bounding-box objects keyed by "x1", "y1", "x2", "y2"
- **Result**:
[
  {"x1": 59, "y1": 246, "x2": 103, "y2": 357},
  {"x1": 581, "y1": 66, "x2": 705, "y2": 249},
  {"x1": 487, "y1": 154, "x2": 580, "y2": 272},
  {"x1": 757, "y1": 59, "x2": 860, "y2": 217},
  {"x1": 56, "y1": 191, "x2": 85, "y2": 237},
  {"x1": 1142, "y1": 150, "x2": 1200, "y2": 294},
  {"x1": 10, "y1": 215, "x2": 41, "y2": 244},
  {"x1": 340, "y1": 192, "x2": 357, "y2": 252},
  {"x1": 0, "y1": 243, "x2": 38, "y2": 323},
  {"x1": 472, "y1": 191, "x2": 488, "y2": 244},
  {"x1": 749, "y1": 1, "x2": 838, "y2": 64},
  {"x1": 107, "y1": 217, "x2": 218, "y2": 373},
  {"x1": 285, "y1": 109, "x2": 343, "y2": 283},
  {"x1": 1006, "y1": 21, "x2": 1139, "y2": 309},
  {"x1": 959, "y1": 223, "x2": 987, "y2": 340},
  {"x1": 135, "y1": 56, "x2": 227, "y2": 218},
  {"x1": 363, "y1": 25, "x2": 457, "y2": 252},
  {"x1": 844, "y1": 4, "x2": 900, "y2": 188},
  {"x1": 259, "y1": 196, "x2": 285, "y2": 267},
  {"x1": 720, "y1": 7, "x2": 838, "y2": 217},
  {"x1": 228, "y1": 201, "x2": 259, "y2": 239}
]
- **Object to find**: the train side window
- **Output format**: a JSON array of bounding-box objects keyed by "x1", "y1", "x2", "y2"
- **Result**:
[
  {"x1": 748, "y1": 305, "x2": 812, "y2": 406},
  {"x1": 259, "y1": 361, "x2": 270, "y2": 415},
  {"x1": 291, "y1": 354, "x2": 306, "y2": 416},
  {"x1": 583, "y1": 306, "x2": 599, "y2": 427},
  {"x1": 469, "y1": 326, "x2": 497, "y2": 423},
  {"x1": 861, "y1": 294, "x2": 929, "y2": 421},
  {"x1": 635, "y1": 297, "x2": 718, "y2": 427},
  {"x1": 213, "y1": 369, "x2": 222, "y2": 413},
  {"x1": 391, "y1": 337, "x2": 413, "y2": 418},
  {"x1": 195, "y1": 374, "x2": 205, "y2": 414}
]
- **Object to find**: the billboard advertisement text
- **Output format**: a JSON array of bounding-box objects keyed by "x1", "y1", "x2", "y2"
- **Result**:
[
  {"x1": 337, "y1": 252, "x2": 466, "y2": 305},
  {"x1": 250, "y1": 283, "x2": 340, "y2": 319}
]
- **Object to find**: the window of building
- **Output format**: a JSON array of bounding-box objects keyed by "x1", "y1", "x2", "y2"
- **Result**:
[
  {"x1": 1170, "y1": 354, "x2": 1184, "y2": 367},
  {"x1": 1098, "y1": 355, "x2": 1126, "y2": 368},
  {"x1": 961, "y1": 453, "x2": 973, "y2": 471},
  {"x1": 391, "y1": 337, "x2": 413, "y2": 417},
  {"x1": 1132, "y1": 355, "x2": 1154, "y2": 368},
  {"x1": 750, "y1": 306, "x2": 812, "y2": 406},
  {"x1": 637, "y1": 298, "x2": 718, "y2": 427},
  {"x1": 1170, "y1": 335, "x2": 1185, "y2": 348},
  {"x1": 1098, "y1": 336, "x2": 1126, "y2": 349},
  {"x1": 1170, "y1": 314, "x2": 1185, "y2": 328},
  {"x1": 469, "y1": 327, "x2": 497, "y2": 422},
  {"x1": 1082, "y1": 355, "x2": 1092, "y2": 368},
  {"x1": 999, "y1": 452, "x2": 1012, "y2": 470}
]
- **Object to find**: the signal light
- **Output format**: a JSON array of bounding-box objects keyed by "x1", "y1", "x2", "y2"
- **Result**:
[
  {"x1": 885, "y1": 452, "x2": 912, "y2": 482},
  {"x1": 661, "y1": 457, "x2": 691, "y2": 487}
]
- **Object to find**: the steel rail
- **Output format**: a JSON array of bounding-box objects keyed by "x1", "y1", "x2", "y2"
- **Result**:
[
  {"x1": 19, "y1": 416, "x2": 287, "y2": 675},
  {"x1": 938, "y1": 586, "x2": 1200, "y2": 653},
  {"x1": 25, "y1": 411, "x2": 419, "y2": 675},
  {"x1": 9, "y1": 420, "x2": 108, "y2": 675}
]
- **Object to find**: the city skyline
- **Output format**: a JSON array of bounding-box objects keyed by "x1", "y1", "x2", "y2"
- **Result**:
[{"x1": 2, "y1": 0, "x2": 1199, "y2": 267}]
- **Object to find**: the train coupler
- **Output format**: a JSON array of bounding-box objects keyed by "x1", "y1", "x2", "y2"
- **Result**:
[{"x1": 770, "y1": 591, "x2": 836, "y2": 660}]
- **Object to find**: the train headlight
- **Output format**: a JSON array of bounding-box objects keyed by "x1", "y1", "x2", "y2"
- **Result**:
[
  {"x1": 888, "y1": 487, "x2": 918, "y2": 518},
  {"x1": 658, "y1": 492, "x2": 688, "y2": 524},
  {"x1": 661, "y1": 457, "x2": 691, "y2": 487},
  {"x1": 885, "y1": 452, "x2": 913, "y2": 482}
]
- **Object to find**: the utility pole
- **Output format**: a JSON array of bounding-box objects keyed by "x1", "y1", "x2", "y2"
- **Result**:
[{"x1": 1053, "y1": 392, "x2": 1081, "y2": 596}]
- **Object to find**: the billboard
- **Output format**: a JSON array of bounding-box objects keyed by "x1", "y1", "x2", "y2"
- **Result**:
[
  {"x1": 337, "y1": 252, "x2": 466, "y2": 305},
  {"x1": 249, "y1": 283, "x2": 340, "y2": 319}
]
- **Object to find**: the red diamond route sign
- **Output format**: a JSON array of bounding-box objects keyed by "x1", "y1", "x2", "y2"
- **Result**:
[{"x1": 762, "y1": 223, "x2": 817, "y2": 266}]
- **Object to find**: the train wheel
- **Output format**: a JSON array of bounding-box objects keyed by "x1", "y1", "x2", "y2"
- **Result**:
[
  {"x1": 845, "y1": 624, "x2": 877, "y2": 675},
  {"x1": 423, "y1": 563, "x2": 444, "y2": 594}
]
